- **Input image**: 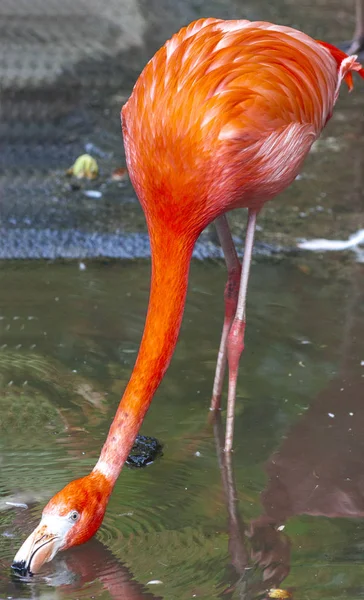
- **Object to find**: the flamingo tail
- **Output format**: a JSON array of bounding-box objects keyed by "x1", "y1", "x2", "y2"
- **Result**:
[{"x1": 318, "y1": 40, "x2": 364, "y2": 91}]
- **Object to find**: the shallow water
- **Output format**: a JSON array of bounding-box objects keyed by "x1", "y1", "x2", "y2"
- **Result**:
[{"x1": 0, "y1": 257, "x2": 363, "y2": 599}]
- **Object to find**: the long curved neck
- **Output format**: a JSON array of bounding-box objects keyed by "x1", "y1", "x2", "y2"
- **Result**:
[{"x1": 94, "y1": 227, "x2": 195, "y2": 485}]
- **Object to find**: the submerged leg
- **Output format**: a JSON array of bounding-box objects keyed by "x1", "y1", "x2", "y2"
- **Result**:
[
  {"x1": 225, "y1": 209, "x2": 258, "y2": 452},
  {"x1": 210, "y1": 215, "x2": 241, "y2": 411},
  {"x1": 212, "y1": 411, "x2": 248, "y2": 578}
]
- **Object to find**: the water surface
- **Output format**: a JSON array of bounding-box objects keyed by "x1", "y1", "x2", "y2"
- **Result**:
[{"x1": 0, "y1": 257, "x2": 364, "y2": 599}]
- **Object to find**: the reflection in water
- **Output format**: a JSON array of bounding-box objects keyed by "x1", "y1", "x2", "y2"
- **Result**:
[
  {"x1": 215, "y1": 264, "x2": 364, "y2": 597},
  {"x1": 204, "y1": 265, "x2": 364, "y2": 599},
  {"x1": 213, "y1": 413, "x2": 291, "y2": 599},
  {"x1": 55, "y1": 540, "x2": 162, "y2": 600},
  {"x1": 261, "y1": 265, "x2": 364, "y2": 525},
  {"x1": 7, "y1": 530, "x2": 161, "y2": 600}
]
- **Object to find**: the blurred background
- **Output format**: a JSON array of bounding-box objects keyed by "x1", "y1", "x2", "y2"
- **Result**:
[{"x1": 0, "y1": 0, "x2": 363, "y2": 258}]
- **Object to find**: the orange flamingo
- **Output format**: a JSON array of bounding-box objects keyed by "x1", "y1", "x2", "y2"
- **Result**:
[{"x1": 12, "y1": 18, "x2": 364, "y2": 575}]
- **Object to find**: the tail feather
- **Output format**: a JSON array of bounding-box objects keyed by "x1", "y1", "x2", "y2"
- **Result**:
[{"x1": 318, "y1": 40, "x2": 364, "y2": 91}]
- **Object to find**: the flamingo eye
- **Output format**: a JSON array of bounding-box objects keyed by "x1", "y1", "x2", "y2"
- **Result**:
[{"x1": 69, "y1": 510, "x2": 80, "y2": 522}]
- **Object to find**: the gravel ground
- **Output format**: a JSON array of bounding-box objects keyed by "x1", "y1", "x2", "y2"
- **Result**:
[{"x1": 0, "y1": 0, "x2": 363, "y2": 260}]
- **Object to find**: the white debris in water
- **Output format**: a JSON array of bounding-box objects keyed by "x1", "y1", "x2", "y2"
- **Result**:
[
  {"x1": 6, "y1": 501, "x2": 28, "y2": 509},
  {"x1": 277, "y1": 525, "x2": 285, "y2": 531},
  {"x1": 83, "y1": 190, "x2": 102, "y2": 199},
  {"x1": 147, "y1": 580, "x2": 163, "y2": 585},
  {"x1": 2, "y1": 531, "x2": 15, "y2": 538},
  {"x1": 361, "y1": 361, "x2": 364, "y2": 366},
  {"x1": 349, "y1": 412, "x2": 354, "y2": 416},
  {"x1": 195, "y1": 451, "x2": 201, "y2": 457},
  {"x1": 298, "y1": 229, "x2": 364, "y2": 252},
  {"x1": 79, "y1": 262, "x2": 86, "y2": 271},
  {"x1": 328, "y1": 413, "x2": 335, "y2": 418}
]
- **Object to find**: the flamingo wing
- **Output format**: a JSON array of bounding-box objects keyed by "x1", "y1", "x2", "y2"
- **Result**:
[{"x1": 122, "y1": 19, "x2": 363, "y2": 225}]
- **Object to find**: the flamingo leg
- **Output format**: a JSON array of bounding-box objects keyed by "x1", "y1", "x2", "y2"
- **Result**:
[
  {"x1": 348, "y1": 0, "x2": 364, "y2": 54},
  {"x1": 225, "y1": 208, "x2": 258, "y2": 452},
  {"x1": 210, "y1": 215, "x2": 241, "y2": 411}
]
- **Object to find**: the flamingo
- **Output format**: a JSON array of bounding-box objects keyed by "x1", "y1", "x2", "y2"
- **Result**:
[{"x1": 12, "y1": 18, "x2": 364, "y2": 575}]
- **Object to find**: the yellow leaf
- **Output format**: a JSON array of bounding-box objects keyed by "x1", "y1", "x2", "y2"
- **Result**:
[{"x1": 67, "y1": 154, "x2": 99, "y2": 179}]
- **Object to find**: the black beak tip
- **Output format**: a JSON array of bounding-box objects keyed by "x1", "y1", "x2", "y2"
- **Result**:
[{"x1": 11, "y1": 560, "x2": 33, "y2": 578}]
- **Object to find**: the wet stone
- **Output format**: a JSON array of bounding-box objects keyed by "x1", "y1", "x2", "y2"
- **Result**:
[{"x1": 126, "y1": 435, "x2": 163, "y2": 468}]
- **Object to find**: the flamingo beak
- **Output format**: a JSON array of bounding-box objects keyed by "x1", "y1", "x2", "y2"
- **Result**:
[{"x1": 11, "y1": 518, "x2": 60, "y2": 576}]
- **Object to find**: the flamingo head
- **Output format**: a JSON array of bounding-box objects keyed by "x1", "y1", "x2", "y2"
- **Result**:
[{"x1": 12, "y1": 471, "x2": 112, "y2": 576}]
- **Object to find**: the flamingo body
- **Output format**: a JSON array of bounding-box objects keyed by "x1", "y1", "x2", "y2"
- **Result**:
[
  {"x1": 123, "y1": 18, "x2": 362, "y2": 236},
  {"x1": 12, "y1": 18, "x2": 363, "y2": 575}
]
